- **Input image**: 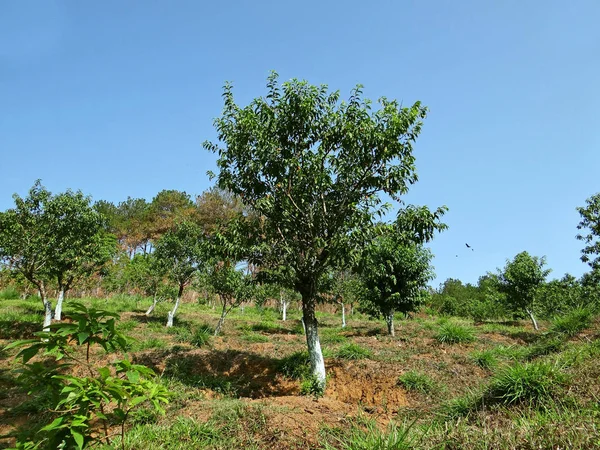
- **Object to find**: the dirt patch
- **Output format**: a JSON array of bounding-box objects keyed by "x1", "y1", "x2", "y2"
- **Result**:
[{"x1": 326, "y1": 361, "x2": 408, "y2": 414}]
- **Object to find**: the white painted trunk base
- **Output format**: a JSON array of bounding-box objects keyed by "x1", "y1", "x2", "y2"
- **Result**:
[
  {"x1": 43, "y1": 299, "x2": 53, "y2": 332},
  {"x1": 341, "y1": 303, "x2": 346, "y2": 328},
  {"x1": 166, "y1": 296, "x2": 180, "y2": 327},
  {"x1": 146, "y1": 297, "x2": 158, "y2": 316},
  {"x1": 54, "y1": 289, "x2": 65, "y2": 321}
]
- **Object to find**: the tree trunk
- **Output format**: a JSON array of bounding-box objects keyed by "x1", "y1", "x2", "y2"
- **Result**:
[
  {"x1": 166, "y1": 285, "x2": 184, "y2": 328},
  {"x1": 301, "y1": 293, "x2": 326, "y2": 389},
  {"x1": 526, "y1": 308, "x2": 539, "y2": 331},
  {"x1": 282, "y1": 295, "x2": 288, "y2": 322},
  {"x1": 341, "y1": 302, "x2": 346, "y2": 328},
  {"x1": 350, "y1": 303, "x2": 354, "y2": 316},
  {"x1": 146, "y1": 295, "x2": 158, "y2": 316},
  {"x1": 38, "y1": 282, "x2": 52, "y2": 332},
  {"x1": 214, "y1": 301, "x2": 228, "y2": 336},
  {"x1": 385, "y1": 312, "x2": 395, "y2": 336},
  {"x1": 54, "y1": 288, "x2": 65, "y2": 321}
]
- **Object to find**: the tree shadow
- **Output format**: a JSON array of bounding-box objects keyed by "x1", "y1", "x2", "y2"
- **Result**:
[
  {"x1": 508, "y1": 330, "x2": 540, "y2": 344},
  {"x1": 0, "y1": 321, "x2": 40, "y2": 340},
  {"x1": 134, "y1": 348, "x2": 297, "y2": 399}
]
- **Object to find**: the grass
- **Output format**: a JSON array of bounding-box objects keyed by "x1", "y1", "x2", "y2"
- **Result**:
[
  {"x1": 277, "y1": 351, "x2": 311, "y2": 380},
  {"x1": 470, "y1": 349, "x2": 498, "y2": 370},
  {"x1": 397, "y1": 371, "x2": 436, "y2": 394},
  {"x1": 435, "y1": 322, "x2": 476, "y2": 344},
  {"x1": 335, "y1": 343, "x2": 371, "y2": 360},
  {"x1": 486, "y1": 360, "x2": 569, "y2": 406},
  {"x1": 550, "y1": 307, "x2": 594, "y2": 337},
  {"x1": 0, "y1": 287, "x2": 20, "y2": 300},
  {"x1": 323, "y1": 418, "x2": 421, "y2": 450}
]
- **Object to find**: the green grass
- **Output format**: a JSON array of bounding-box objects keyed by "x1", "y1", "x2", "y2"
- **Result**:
[
  {"x1": 323, "y1": 418, "x2": 421, "y2": 450},
  {"x1": 470, "y1": 349, "x2": 498, "y2": 370},
  {"x1": 435, "y1": 322, "x2": 476, "y2": 344},
  {"x1": 190, "y1": 326, "x2": 213, "y2": 347},
  {"x1": 550, "y1": 308, "x2": 594, "y2": 337},
  {"x1": 335, "y1": 343, "x2": 371, "y2": 360},
  {"x1": 240, "y1": 332, "x2": 270, "y2": 343},
  {"x1": 486, "y1": 360, "x2": 569, "y2": 406},
  {"x1": 133, "y1": 337, "x2": 167, "y2": 351},
  {"x1": 277, "y1": 351, "x2": 311, "y2": 380},
  {"x1": 0, "y1": 287, "x2": 20, "y2": 300},
  {"x1": 397, "y1": 371, "x2": 436, "y2": 394}
]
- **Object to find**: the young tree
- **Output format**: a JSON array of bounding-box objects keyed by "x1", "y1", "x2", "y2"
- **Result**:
[
  {"x1": 498, "y1": 251, "x2": 550, "y2": 330},
  {"x1": 125, "y1": 253, "x2": 173, "y2": 316},
  {"x1": 206, "y1": 261, "x2": 254, "y2": 336},
  {"x1": 153, "y1": 221, "x2": 208, "y2": 327},
  {"x1": 47, "y1": 190, "x2": 116, "y2": 320},
  {"x1": 0, "y1": 181, "x2": 55, "y2": 329},
  {"x1": 358, "y1": 226, "x2": 435, "y2": 336},
  {"x1": 577, "y1": 193, "x2": 600, "y2": 270},
  {"x1": 204, "y1": 73, "x2": 445, "y2": 387}
]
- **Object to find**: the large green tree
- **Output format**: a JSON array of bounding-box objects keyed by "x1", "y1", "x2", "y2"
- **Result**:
[
  {"x1": 204, "y1": 72, "x2": 445, "y2": 387},
  {"x1": 577, "y1": 193, "x2": 600, "y2": 270},
  {"x1": 498, "y1": 251, "x2": 550, "y2": 330},
  {"x1": 47, "y1": 190, "x2": 116, "y2": 320}
]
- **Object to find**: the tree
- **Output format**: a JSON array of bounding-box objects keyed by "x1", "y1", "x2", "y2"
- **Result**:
[
  {"x1": 0, "y1": 181, "x2": 55, "y2": 329},
  {"x1": 206, "y1": 261, "x2": 254, "y2": 336},
  {"x1": 125, "y1": 253, "x2": 174, "y2": 316},
  {"x1": 153, "y1": 221, "x2": 208, "y2": 327},
  {"x1": 358, "y1": 226, "x2": 435, "y2": 336},
  {"x1": 204, "y1": 72, "x2": 445, "y2": 388},
  {"x1": 46, "y1": 190, "x2": 116, "y2": 320},
  {"x1": 498, "y1": 251, "x2": 550, "y2": 330},
  {"x1": 577, "y1": 193, "x2": 600, "y2": 270},
  {"x1": 194, "y1": 187, "x2": 245, "y2": 236}
]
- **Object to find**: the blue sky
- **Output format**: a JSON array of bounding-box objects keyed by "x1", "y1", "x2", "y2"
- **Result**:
[{"x1": 1, "y1": 0, "x2": 599, "y2": 286}]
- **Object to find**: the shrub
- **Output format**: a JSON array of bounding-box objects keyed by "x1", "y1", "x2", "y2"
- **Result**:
[
  {"x1": 435, "y1": 322, "x2": 476, "y2": 344},
  {"x1": 335, "y1": 343, "x2": 371, "y2": 360},
  {"x1": 397, "y1": 371, "x2": 436, "y2": 393},
  {"x1": 487, "y1": 361, "x2": 568, "y2": 406},
  {"x1": 300, "y1": 374, "x2": 326, "y2": 398}
]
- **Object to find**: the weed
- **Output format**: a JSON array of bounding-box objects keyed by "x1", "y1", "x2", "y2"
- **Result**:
[
  {"x1": 277, "y1": 351, "x2": 311, "y2": 380},
  {"x1": 487, "y1": 360, "x2": 569, "y2": 406},
  {"x1": 435, "y1": 322, "x2": 476, "y2": 344},
  {"x1": 550, "y1": 308, "x2": 593, "y2": 337},
  {"x1": 335, "y1": 343, "x2": 371, "y2": 360},
  {"x1": 471, "y1": 349, "x2": 498, "y2": 370},
  {"x1": 397, "y1": 371, "x2": 436, "y2": 394}
]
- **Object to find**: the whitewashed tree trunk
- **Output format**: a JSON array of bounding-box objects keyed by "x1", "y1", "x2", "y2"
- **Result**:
[
  {"x1": 146, "y1": 295, "x2": 158, "y2": 316},
  {"x1": 281, "y1": 292, "x2": 288, "y2": 322},
  {"x1": 341, "y1": 302, "x2": 346, "y2": 328},
  {"x1": 526, "y1": 308, "x2": 539, "y2": 331},
  {"x1": 166, "y1": 286, "x2": 184, "y2": 328},
  {"x1": 54, "y1": 289, "x2": 65, "y2": 321},
  {"x1": 301, "y1": 293, "x2": 326, "y2": 389},
  {"x1": 385, "y1": 312, "x2": 395, "y2": 336},
  {"x1": 38, "y1": 283, "x2": 52, "y2": 332}
]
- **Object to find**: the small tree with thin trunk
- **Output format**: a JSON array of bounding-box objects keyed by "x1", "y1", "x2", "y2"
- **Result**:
[
  {"x1": 498, "y1": 251, "x2": 550, "y2": 330},
  {"x1": 153, "y1": 221, "x2": 208, "y2": 327},
  {"x1": 125, "y1": 253, "x2": 174, "y2": 316},
  {"x1": 357, "y1": 223, "x2": 436, "y2": 336},
  {"x1": 577, "y1": 193, "x2": 600, "y2": 270},
  {"x1": 207, "y1": 261, "x2": 253, "y2": 336},
  {"x1": 204, "y1": 73, "x2": 444, "y2": 389}
]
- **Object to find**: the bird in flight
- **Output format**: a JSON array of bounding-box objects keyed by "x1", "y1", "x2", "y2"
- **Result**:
[{"x1": 465, "y1": 243, "x2": 474, "y2": 251}]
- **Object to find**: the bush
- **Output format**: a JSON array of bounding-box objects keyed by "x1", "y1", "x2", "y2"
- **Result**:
[
  {"x1": 335, "y1": 343, "x2": 371, "y2": 360},
  {"x1": 397, "y1": 371, "x2": 436, "y2": 393},
  {"x1": 435, "y1": 322, "x2": 476, "y2": 344},
  {"x1": 300, "y1": 374, "x2": 325, "y2": 398},
  {"x1": 550, "y1": 308, "x2": 594, "y2": 337},
  {"x1": 487, "y1": 361, "x2": 568, "y2": 406}
]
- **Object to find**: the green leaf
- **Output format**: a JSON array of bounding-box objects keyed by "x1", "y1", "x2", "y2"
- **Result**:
[
  {"x1": 77, "y1": 332, "x2": 90, "y2": 344},
  {"x1": 40, "y1": 417, "x2": 65, "y2": 432},
  {"x1": 72, "y1": 430, "x2": 85, "y2": 449}
]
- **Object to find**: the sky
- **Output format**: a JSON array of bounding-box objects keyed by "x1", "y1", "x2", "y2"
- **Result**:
[{"x1": 1, "y1": 0, "x2": 599, "y2": 286}]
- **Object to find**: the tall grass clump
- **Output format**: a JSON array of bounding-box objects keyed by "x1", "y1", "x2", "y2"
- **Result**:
[
  {"x1": 486, "y1": 361, "x2": 568, "y2": 406},
  {"x1": 550, "y1": 308, "x2": 594, "y2": 337},
  {"x1": 397, "y1": 371, "x2": 436, "y2": 394},
  {"x1": 335, "y1": 343, "x2": 371, "y2": 360},
  {"x1": 435, "y1": 322, "x2": 476, "y2": 344}
]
